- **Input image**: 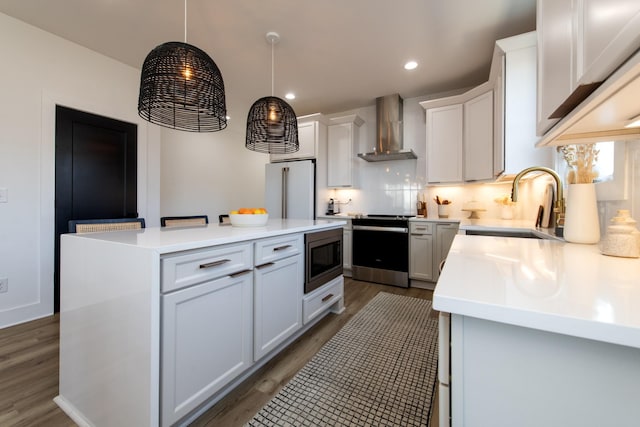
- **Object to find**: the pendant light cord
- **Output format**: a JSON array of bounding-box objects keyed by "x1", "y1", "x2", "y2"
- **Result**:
[
  {"x1": 184, "y1": 0, "x2": 187, "y2": 43},
  {"x1": 271, "y1": 39, "x2": 275, "y2": 96}
]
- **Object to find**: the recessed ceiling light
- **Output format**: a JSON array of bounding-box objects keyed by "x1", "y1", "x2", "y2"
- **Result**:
[
  {"x1": 404, "y1": 61, "x2": 418, "y2": 70},
  {"x1": 285, "y1": 93, "x2": 296, "y2": 100}
]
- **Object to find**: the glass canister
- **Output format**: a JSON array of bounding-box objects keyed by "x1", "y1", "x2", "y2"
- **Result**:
[{"x1": 599, "y1": 210, "x2": 640, "y2": 258}]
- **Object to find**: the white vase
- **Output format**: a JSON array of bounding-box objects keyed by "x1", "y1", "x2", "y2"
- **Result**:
[
  {"x1": 563, "y1": 183, "x2": 600, "y2": 244},
  {"x1": 501, "y1": 205, "x2": 514, "y2": 220},
  {"x1": 437, "y1": 205, "x2": 450, "y2": 218}
]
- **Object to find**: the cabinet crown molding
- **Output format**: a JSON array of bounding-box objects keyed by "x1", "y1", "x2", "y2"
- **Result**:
[
  {"x1": 329, "y1": 114, "x2": 364, "y2": 126},
  {"x1": 298, "y1": 113, "x2": 328, "y2": 125}
]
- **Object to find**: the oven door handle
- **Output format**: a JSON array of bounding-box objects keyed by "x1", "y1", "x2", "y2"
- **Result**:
[{"x1": 352, "y1": 225, "x2": 408, "y2": 233}]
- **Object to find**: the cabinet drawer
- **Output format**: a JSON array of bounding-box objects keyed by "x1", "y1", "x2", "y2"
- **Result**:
[
  {"x1": 410, "y1": 222, "x2": 434, "y2": 235},
  {"x1": 254, "y1": 234, "x2": 303, "y2": 265},
  {"x1": 161, "y1": 243, "x2": 252, "y2": 293},
  {"x1": 303, "y1": 276, "x2": 343, "y2": 325}
]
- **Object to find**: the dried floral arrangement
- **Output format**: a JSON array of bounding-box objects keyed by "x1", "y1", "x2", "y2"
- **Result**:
[
  {"x1": 494, "y1": 194, "x2": 516, "y2": 206},
  {"x1": 434, "y1": 195, "x2": 451, "y2": 205},
  {"x1": 558, "y1": 144, "x2": 599, "y2": 184}
]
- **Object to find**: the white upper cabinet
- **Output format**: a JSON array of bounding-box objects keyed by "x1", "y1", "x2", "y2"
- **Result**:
[
  {"x1": 576, "y1": 0, "x2": 640, "y2": 87},
  {"x1": 537, "y1": 0, "x2": 640, "y2": 137},
  {"x1": 423, "y1": 31, "x2": 552, "y2": 181},
  {"x1": 464, "y1": 91, "x2": 494, "y2": 181},
  {"x1": 423, "y1": 89, "x2": 494, "y2": 184},
  {"x1": 426, "y1": 104, "x2": 463, "y2": 183},
  {"x1": 270, "y1": 113, "x2": 327, "y2": 162},
  {"x1": 493, "y1": 53, "x2": 505, "y2": 177},
  {"x1": 327, "y1": 114, "x2": 364, "y2": 188},
  {"x1": 496, "y1": 32, "x2": 553, "y2": 174},
  {"x1": 536, "y1": 0, "x2": 574, "y2": 135}
]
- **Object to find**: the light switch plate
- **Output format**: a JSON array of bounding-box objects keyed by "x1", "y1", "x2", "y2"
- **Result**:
[{"x1": 0, "y1": 188, "x2": 7, "y2": 203}]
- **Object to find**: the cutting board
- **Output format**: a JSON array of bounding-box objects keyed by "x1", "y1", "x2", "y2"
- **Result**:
[{"x1": 541, "y1": 183, "x2": 554, "y2": 228}]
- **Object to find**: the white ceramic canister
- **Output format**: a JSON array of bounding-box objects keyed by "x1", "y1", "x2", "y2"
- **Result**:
[{"x1": 599, "y1": 210, "x2": 640, "y2": 258}]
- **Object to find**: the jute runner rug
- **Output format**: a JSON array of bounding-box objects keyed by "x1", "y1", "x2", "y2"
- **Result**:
[{"x1": 246, "y1": 292, "x2": 439, "y2": 426}]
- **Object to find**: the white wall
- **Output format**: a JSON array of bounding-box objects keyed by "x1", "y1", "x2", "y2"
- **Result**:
[
  {"x1": 160, "y1": 120, "x2": 268, "y2": 220},
  {"x1": 0, "y1": 13, "x2": 161, "y2": 328}
]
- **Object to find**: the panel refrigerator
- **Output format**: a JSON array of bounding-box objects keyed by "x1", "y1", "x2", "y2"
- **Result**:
[{"x1": 265, "y1": 160, "x2": 316, "y2": 220}]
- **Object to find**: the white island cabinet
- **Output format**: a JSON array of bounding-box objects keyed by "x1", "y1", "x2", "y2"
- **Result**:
[
  {"x1": 435, "y1": 235, "x2": 640, "y2": 427},
  {"x1": 253, "y1": 234, "x2": 303, "y2": 360},
  {"x1": 56, "y1": 220, "x2": 345, "y2": 427}
]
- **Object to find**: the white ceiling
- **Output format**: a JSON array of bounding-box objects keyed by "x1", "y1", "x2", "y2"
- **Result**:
[{"x1": 0, "y1": 0, "x2": 536, "y2": 119}]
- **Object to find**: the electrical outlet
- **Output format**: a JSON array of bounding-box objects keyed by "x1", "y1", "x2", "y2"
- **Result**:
[{"x1": 0, "y1": 278, "x2": 7, "y2": 293}]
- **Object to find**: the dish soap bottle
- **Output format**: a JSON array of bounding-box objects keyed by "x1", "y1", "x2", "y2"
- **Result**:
[{"x1": 599, "y1": 210, "x2": 640, "y2": 258}]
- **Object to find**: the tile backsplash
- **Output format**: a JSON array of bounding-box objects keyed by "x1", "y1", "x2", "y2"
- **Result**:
[
  {"x1": 598, "y1": 141, "x2": 639, "y2": 231},
  {"x1": 330, "y1": 159, "x2": 421, "y2": 216},
  {"x1": 331, "y1": 140, "x2": 639, "y2": 233}
]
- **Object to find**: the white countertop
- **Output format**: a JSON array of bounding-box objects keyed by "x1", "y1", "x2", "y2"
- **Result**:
[
  {"x1": 317, "y1": 215, "x2": 352, "y2": 220},
  {"x1": 434, "y1": 234, "x2": 640, "y2": 349},
  {"x1": 61, "y1": 219, "x2": 345, "y2": 254}
]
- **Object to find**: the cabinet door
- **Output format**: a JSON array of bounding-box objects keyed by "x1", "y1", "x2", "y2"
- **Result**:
[
  {"x1": 577, "y1": 0, "x2": 640, "y2": 86},
  {"x1": 463, "y1": 91, "x2": 494, "y2": 182},
  {"x1": 504, "y1": 41, "x2": 553, "y2": 174},
  {"x1": 270, "y1": 121, "x2": 317, "y2": 162},
  {"x1": 493, "y1": 56, "x2": 505, "y2": 177},
  {"x1": 536, "y1": 0, "x2": 573, "y2": 135},
  {"x1": 161, "y1": 272, "x2": 253, "y2": 426},
  {"x1": 426, "y1": 104, "x2": 463, "y2": 183},
  {"x1": 435, "y1": 223, "x2": 459, "y2": 282},
  {"x1": 409, "y1": 234, "x2": 434, "y2": 281},
  {"x1": 254, "y1": 254, "x2": 303, "y2": 360},
  {"x1": 327, "y1": 123, "x2": 355, "y2": 187}
]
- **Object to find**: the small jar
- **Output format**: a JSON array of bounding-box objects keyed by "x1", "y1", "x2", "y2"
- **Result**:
[{"x1": 600, "y1": 210, "x2": 640, "y2": 258}]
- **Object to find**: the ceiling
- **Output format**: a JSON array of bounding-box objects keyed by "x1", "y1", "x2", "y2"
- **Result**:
[{"x1": 0, "y1": 0, "x2": 536, "y2": 120}]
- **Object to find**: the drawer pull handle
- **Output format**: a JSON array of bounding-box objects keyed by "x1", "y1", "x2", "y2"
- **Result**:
[
  {"x1": 229, "y1": 269, "x2": 252, "y2": 278},
  {"x1": 416, "y1": 227, "x2": 426, "y2": 230},
  {"x1": 199, "y1": 259, "x2": 231, "y2": 269},
  {"x1": 273, "y1": 244, "x2": 292, "y2": 251},
  {"x1": 256, "y1": 262, "x2": 275, "y2": 270},
  {"x1": 321, "y1": 293, "x2": 334, "y2": 302}
]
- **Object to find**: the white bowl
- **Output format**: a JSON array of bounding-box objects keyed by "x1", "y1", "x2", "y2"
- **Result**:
[{"x1": 229, "y1": 213, "x2": 269, "y2": 227}]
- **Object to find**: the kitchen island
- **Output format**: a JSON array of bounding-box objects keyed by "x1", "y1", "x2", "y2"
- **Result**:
[
  {"x1": 434, "y1": 234, "x2": 640, "y2": 426},
  {"x1": 56, "y1": 219, "x2": 346, "y2": 427}
]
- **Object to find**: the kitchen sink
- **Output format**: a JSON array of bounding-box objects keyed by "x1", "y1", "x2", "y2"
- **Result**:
[{"x1": 465, "y1": 229, "x2": 543, "y2": 239}]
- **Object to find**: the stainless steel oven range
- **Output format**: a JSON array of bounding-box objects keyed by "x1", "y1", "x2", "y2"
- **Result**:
[
  {"x1": 304, "y1": 227, "x2": 343, "y2": 294},
  {"x1": 351, "y1": 215, "x2": 411, "y2": 287}
]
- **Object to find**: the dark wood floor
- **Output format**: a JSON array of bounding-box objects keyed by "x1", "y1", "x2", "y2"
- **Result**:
[{"x1": 0, "y1": 278, "x2": 437, "y2": 426}]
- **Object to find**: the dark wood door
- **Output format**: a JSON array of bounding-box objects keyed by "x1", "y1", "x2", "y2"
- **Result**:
[{"x1": 54, "y1": 106, "x2": 137, "y2": 311}]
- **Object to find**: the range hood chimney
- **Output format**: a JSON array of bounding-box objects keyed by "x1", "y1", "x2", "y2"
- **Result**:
[{"x1": 357, "y1": 94, "x2": 417, "y2": 162}]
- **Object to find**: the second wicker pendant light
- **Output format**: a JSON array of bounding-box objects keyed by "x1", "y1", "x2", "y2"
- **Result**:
[{"x1": 245, "y1": 32, "x2": 299, "y2": 154}]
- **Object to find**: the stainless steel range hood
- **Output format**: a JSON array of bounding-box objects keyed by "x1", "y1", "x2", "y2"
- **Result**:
[{"x1": 357, "y1": 94, "x2": 417, "y2": 162}]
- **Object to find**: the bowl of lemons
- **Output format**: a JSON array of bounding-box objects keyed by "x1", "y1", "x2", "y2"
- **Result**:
[{"x1": 229, "y1": 208, "x2": 269, "y2": 227}]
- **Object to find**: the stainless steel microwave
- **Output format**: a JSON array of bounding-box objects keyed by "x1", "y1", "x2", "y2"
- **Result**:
[{"x1": 304, "y1": 228, "x2": 343, "y2": 294}]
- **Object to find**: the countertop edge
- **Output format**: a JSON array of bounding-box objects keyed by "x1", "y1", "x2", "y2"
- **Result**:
[
  {"x1": 434, "y1": 234, "x2": 640, "y2": 349},
  {"x1": 62, "y1": 220, "x2": 345, "y2": 254},
  {"x1": 433, "y1": 295, "x2": 640, "y2": 349}
]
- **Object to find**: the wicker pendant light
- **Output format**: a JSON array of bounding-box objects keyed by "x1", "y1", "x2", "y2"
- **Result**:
[
  {"x1": 246, "y1": 32, "x2": 299, "y2": 153},
  {"x1": 138, "y1": 0, "x2": 227, "y2": 132}
]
